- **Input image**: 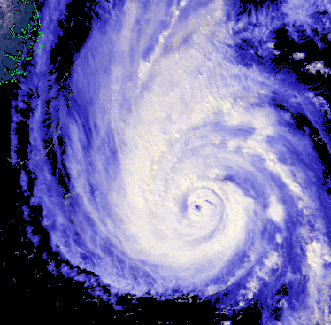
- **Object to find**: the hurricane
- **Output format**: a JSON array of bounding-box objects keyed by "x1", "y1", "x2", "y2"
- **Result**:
[{"x1": 10, "y1": 0, "x2": 331, "y2": 323}]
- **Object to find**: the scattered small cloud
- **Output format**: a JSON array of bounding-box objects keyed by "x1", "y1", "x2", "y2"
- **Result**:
[
  {"x1": 305, "y1": 61, "x2": 330, "y2": 76},
  {"x1": 293, "y1": 52, "x2": 305, "y2": 60}
]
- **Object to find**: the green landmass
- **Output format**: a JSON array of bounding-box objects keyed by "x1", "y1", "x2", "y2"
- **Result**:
[{"x1": 0, "y1": 0, "x2": 41, "y2": 84}]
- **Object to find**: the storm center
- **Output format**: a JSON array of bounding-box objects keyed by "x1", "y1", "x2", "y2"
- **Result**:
[{"x1": 179, "y1": 188, "x2": 224, "y2": 236}]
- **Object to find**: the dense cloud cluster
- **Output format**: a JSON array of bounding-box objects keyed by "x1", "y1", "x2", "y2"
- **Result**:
[{"x1": 11, "y1": 0, "x2": 331, "y2": 323}]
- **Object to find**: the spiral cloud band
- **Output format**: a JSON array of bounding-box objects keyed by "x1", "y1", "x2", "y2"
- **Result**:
[
  {"x1": 12, "y1": 0, "x2": 331, "y2": 323},
  {"x1": 108, "y1": 42, "x2": 308, "y2": 284}
]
